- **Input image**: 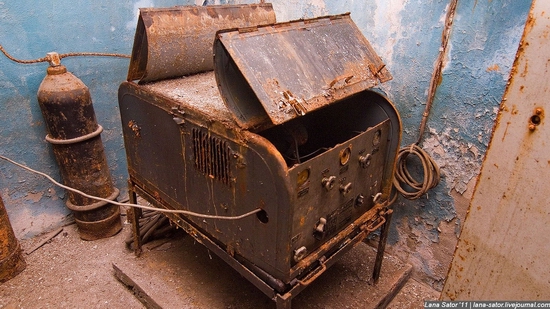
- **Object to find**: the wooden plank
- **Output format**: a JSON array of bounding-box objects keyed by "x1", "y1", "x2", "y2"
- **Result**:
[{"x1": 113, "y1": 263, "x2": 162, "y2": 309}]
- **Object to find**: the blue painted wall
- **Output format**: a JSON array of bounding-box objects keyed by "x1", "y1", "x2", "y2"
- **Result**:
[
  {"x1": 0, "y1": 0, "x2": 202, "y2": 238},
  {"x1": 0, "y1": 0, "x2": 531, "y2": 288},
  {"x1": 399, "y1": 0, "x2": 532, "y2": 288}
]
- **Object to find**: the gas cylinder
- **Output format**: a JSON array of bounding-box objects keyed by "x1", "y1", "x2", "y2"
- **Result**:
[
  {"x1": 0, "y1": 194, "x2": 26, "y2": 282},
  {"x1": 37, "y1": 52, "x2": 121, "y2": 240}
]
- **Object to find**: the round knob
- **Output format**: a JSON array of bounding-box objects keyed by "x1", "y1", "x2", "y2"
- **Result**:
[
  {"x1": 322, "y1": 176, "x2": 336, "y2": 191},
  {"x1": 340, "y1": 182, "x2": 352, "y2": 195},
  {"x1": 359, "y1": 153, "x2": 371, "y2": 169}
]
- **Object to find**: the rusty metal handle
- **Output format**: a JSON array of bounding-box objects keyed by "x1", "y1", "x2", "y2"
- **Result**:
[
  {"x1": 297, "y1": 261, "x2": 327, "y2": 286},
  {"x1": 365, "y1": 214, "x2": 386, "y2": 232}
]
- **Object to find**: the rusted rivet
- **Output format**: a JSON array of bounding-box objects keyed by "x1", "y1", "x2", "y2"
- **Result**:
[
  {"x1": 529, "y1": 108, "x2": 543, "y2": 131},
  {"x1": 530, "y1": 114, "x2": 541, "y2": 126}
]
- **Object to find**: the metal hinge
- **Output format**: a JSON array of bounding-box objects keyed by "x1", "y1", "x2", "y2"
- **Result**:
[
  {"x1": 171, "y1": 106, "x2": 186, "y2": 124},
  {"x1": 368, "y1": 63, "x2": 387, "y2": 79},
  {"x1": 238, "y1": 26, "x2": 258, "y2": 33}
]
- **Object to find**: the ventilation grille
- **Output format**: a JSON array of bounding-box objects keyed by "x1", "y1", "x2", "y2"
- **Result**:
[{"x1": 192, "y1": 128, "x2": 231, "y2": 185}]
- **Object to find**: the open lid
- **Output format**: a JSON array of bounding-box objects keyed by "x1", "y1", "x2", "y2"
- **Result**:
[
  {"x1": 214, "y1": 13, "x2": 392, "y2": 131},
  {"x1": 127, "y1": 4, "x2": 276, "y2": 83}
]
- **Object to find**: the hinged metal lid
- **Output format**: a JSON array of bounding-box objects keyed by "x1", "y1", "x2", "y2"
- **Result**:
[
  {"x1": 127, "y1": 4, "x2": 276, "y2": 83},
  {"x1": 214, "y1": 13, "x2": 392, "y2": 131}
]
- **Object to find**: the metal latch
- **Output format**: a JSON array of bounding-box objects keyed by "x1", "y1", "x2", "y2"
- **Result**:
[
  {"x1": 298, "y1": 256, "x2": 327, "y2": 286},
  {"x1": 171, "y1": 106, "x2": 186, "y2": 125},
  {"x1": 280, "y1": 90, "x2": 307, "y2": 116}
]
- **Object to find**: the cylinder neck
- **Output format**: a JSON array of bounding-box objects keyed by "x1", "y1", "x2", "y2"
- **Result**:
[{"x1": 47, "y1": 65, "x2": 67, "y2": 75}]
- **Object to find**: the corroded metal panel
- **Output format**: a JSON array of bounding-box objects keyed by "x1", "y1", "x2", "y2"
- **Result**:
[
  {"x1": 442, "y1": 0, "x2": 550, "y2": 300},
  {"x1": 127, "y1": 4, "x2": 276, "y2": 83},
  {"x1": 215, "y1": 14, "x2": 391, "y2": 130}
]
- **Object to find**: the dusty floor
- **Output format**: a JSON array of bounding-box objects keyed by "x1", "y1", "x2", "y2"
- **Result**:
[{"x1": 0, "y1": 215, "x2": 439, "y2": 309}]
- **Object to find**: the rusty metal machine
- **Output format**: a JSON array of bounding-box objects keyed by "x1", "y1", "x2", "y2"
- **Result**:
[{"x1": 119, "y1": 4, "x2": 401, "y2": 308}]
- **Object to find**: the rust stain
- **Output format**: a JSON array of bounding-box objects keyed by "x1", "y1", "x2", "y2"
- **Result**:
[
  {"x1": 525, "y1": 10, "x2": 537, "y2": 33},
  {"x1": 542, "y1": 28, "x2": 549, "y2": 39},
  {"x1": 501, "y1": 104, "x2": 509, "y2": 112},
  {"x1": 486, "y1": 64, "x2": 500, "y2": 72},
  {"x1": 501, "y1": 121, "x2": 511, "y2": 142},
  {"x1": 128, "y1": 120, "x2": 141, "y2": 137},
  {"x1": 520, "y1": 58, "x2": 529, "y2": 77}
]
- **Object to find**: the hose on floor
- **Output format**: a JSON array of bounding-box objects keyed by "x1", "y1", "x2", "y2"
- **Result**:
[{"x1": 124, "y1": 209, "x2": 178, "y2": 250}]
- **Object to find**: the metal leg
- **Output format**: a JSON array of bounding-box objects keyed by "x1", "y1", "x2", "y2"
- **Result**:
[
  {"x1": 128, "y1": 181, "x2": 143, "y2": 256},
  {"x1": 275, "y1": 293, "x2": 292, "y2": 309},
  {"x1": 372, "y1": 209, "x2": 393, "y2": 284}
]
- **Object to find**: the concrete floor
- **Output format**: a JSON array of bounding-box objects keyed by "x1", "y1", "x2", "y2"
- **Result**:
[{"x1": 0, "y1": 215, "x2": 439, "y2": 309}]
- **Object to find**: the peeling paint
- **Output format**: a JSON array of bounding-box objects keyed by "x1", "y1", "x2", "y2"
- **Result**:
[
  {"x1": 389, "y1": 0, "x2": 530, "y2": 290},
  {"x1": 372, "y1": 0, "x2": 407, "y2": 67},
  {"x1": 486, "y1": 64, "x2": 500, "y2": 72},
  {"x1": 266, "y1": 0, "x2": 328, "y2": 21},
  {"x1": 422, "y1": 127, "x2": 482, "y2": 195}
]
